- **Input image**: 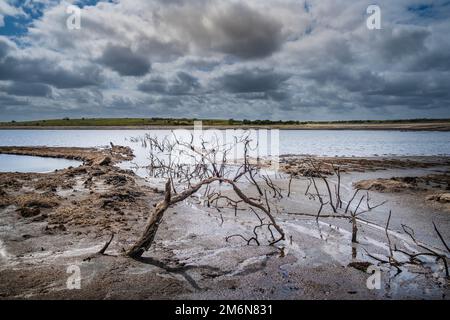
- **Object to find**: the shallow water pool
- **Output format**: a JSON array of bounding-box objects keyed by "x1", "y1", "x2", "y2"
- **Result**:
[{"x1": 0, "y1": 154, "x2": 82, "y2": 173}]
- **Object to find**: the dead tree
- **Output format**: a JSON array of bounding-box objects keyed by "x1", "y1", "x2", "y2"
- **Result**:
[
  {"x1": 290, "y1": 158, "x2": 449, "y2": 278},
  {"x1": 127, "y1": 132, "x2": 285, "y2": 259}
]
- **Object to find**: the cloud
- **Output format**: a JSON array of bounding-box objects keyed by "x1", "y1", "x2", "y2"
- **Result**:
[
  {"x1": 98, "y1": 44, "x2": 151, "y2": 76},
  {"x1": 2, "y1": 82, "x2": 52, "y2": 97},
  {"x1": 0, "y1": 35, "x2": 14, "y2": 57},
  {"x1": 0, "y1": 36, "x2": 103, "y2": 89},
  {"x1": 164, "y1": 2, "x2": 284, "y2": 59},
  {"x1": 204, "y1": 2, "x2": 284, "y2": 59},
  {"x1": 0, "y1": 54, "x2": 104, "y2": 88},
  {"x1": 0, "y1": 94, "x2": 28, "y2": 106},
  {"x1": 377, "y1": 27, "x2": 430, "y2": 62},
  {"x1": 0, "y1": 0, "x2": 23, "y2": 27},
  {"x1": 0, "y1": 0, "x2": 449, "y2": 121},
  {"x1": 139, "y1": 71, "x2": 200, "y2": 95},
  {"x1": 218, "y1": 68, "x2": 290, "y2": 93}
]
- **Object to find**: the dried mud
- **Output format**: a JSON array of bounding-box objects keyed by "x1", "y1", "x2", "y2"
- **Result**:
[
  {"x1": 0, "y1": 149, "x2": 449, "y2": 299},
  {"x1": 354, "y1": 174, "x2": 450, "y2": 212},
  {"x1": 281, "y1": 156, "x2": 450, "y2": 176}
]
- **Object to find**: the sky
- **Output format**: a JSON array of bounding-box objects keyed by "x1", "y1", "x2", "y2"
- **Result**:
[{"x1": 0, "y1": 0, "x2": 449, "y2": 121}]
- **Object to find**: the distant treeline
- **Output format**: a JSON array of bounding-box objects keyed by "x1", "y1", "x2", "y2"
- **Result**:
[
  {"x1": 1, "y1": 117, "x2": 449, "y2": 127},
  {"x1": 239, "y1": 118, "x2": 450, "y2": 125}
]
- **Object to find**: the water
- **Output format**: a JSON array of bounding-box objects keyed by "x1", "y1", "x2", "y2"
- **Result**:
[
  {"x1": 280, "y1": 130, "x2": 450, "y2": 157},
  {"x1": 0, "y1": 154, "x2": 81, "y2": 173},
  {"x1": 0, "y1": 129, "x2": 449, "y2": 172}
]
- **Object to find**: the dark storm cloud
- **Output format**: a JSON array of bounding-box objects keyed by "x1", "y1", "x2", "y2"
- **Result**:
[
  {"x1": 0, "y1": 0, "x2": 449, "y2": 121},
  {"x1": 138, "y1": 72, "x2": 200, "y2": 95},
  {"x1": 378, "y1": 28, "x2": 430, "y2": 62},
  {"x1": 215, "y1": 68, "x2": 292, "y2": 102},
  {"x1": 2, "y1": 82, "x2": 52, "y2": 97},
  {"x1": 98, "y1": 44, "x2": 151, "y2": 76},
  {"x1": 0, "y1": 38, "x2": 103, "y2": 89},
  {"x1": 303, "y1": 67, "x2": 383, "y2": 93},
  {"x1": 136, "y1": 37, "x2": 186, "y2": 63},
  {"x1": 304, "y1": 62, "x2": 450, "y2": 102},
  {"x1": 138, "y1": 76, "x2": 167, "y2": 94},
  {"x1": 218, "y1": 68, "x2": 290, "y2": 94},
  {"x1": 168, "y1": 2, "x2": 284, "y2": 59},
  {"x1": 0, "y1": 95, "x2": 29, "y2": 106},
  {"x1": 208, "y1": 3, "x2": 284, "y2": 59},
  {"x1": 182, "y1": 58, "x2": 222, "y2": 72},
  {"x1": 0, "y1": 38, "x2": 11, "y2": 58},
  {"x1": 367, "y1": 74, "x2": 450, "y2": 100},
  {"x1": 169, "y1": 72, "x2": 200, "y2": 95},
  {"x1": 409, "y1": 50, "x2": 450, "y2": 72},
  {"x1": 0, "y1": 55, "x2": 103, "y2": 88}
]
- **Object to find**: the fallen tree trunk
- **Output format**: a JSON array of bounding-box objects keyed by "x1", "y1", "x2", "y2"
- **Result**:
[
  {"x1": 127, "y1": 180, "x2": 172, "y2": 259},
  {"x1": 127, "y1": 177, "x2": 285, "y2": 259}
]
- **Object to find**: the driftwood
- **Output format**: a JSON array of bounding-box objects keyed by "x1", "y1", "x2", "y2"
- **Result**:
[
  {"x1": 126, "y1": 133, "x2": 450, "y2": 279},
  {"x1": 289, "y1": 158, "x2": 449, "y2": 278},
  {"x1": 84, "y1": 233, "x2": 115, "y2": 261},
  {"x1": 127, "y1": 133, "x2": 285, "y2": 259}
]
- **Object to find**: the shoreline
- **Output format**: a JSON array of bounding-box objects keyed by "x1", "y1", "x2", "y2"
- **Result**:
[
  {"x1": 1, "y1": 146, "x2": 449, "y2": 299},
  {"x1": 1, "y1": 122, "x2": 450, "y2": 131}
]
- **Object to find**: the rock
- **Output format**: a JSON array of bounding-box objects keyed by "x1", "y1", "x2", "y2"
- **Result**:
[
  {"x1": 32, "y1": 214, "x2": 48, "y2": 222},
  {"x1": 105, "y1": 175, "x2": 128, "y2": 186},
  {"x1": 91, "y1": 169, "x2": 105, "y2": 176},
  {"x1": 427, "y1": 193, "x2": 450, "y2": 203},
  {"x1": 94, "y1": 156, "x2": 112, "y2": 166},
  {"x1": 84, "y1": 176, "x2": 93, "y2": 187},
  {"x1": 354, "y1": 179, "x2": 412, "y2": 193},
  {"x1": 44, "y1": 224, "x2": 66, "y2": 234},
  {"x1": 439, "y1": 193, "x2": 450, "y2": 203},
  {"x1": 348, "y1": 261, "x2": 372, "y2": 272},
  {"x1": 396, "y1": 176, "x2": 418, "y2": 185},
  {"x1": 17, "y1": 207, "x2": 41, "y2": 218},
  {"x1": 100, "y1": 189, "x2": 143, "y2": 203},
  {"x1": 101, "y1": 199, "x2": 115, "y2": 209}
]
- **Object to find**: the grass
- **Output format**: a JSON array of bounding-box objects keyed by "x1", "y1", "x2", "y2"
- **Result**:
[
  {"x1": 1, "y1": 117, "x2": 449, "y2": 127},
  {"x1": 1, "y1": 118, "x2": 228, "y2": 127}
]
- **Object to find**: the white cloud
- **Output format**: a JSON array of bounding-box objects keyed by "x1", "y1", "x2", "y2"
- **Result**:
[{"x1": 0, "y1": 0, "x2": 24, "y2": 26}]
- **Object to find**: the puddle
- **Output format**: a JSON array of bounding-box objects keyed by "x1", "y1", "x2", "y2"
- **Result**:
[{"x1": 0, "y1": 154, "x2": 82, "y2": 173}]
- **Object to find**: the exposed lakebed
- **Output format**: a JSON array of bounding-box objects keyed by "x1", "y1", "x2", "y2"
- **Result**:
[{"x1": 0, "y1": 135, "x2": 449, "y2": 299}]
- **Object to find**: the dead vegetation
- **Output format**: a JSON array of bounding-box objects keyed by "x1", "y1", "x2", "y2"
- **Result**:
[
  {"x1": 281, "y1": 156, "x2": 450, "y2": 176},
  {"x1": 427, "y1": 193, "x2": 450, "y2": 203},
  {"x1": 0, "y1": 144, "x2": 133, "y2": 166},
  {"x1": 0, "y1": 142, "x2": 449, "y2": 298},
  {"x1": 122, "y1": 134, "x2": 449, "y2": 281},
  {"x1": 126, "y1": 133, "x2": 286, "y2": 258},
  {"x1": 354, "y1": 178, "x2": 418, "y2": 193},
  {"x1": 286, "y1": 158, "x2": 449, "y2": 278},
  {"x1": 354, "y1": 174, "x2": 450, "y2": 211},
  {"x1": 0, "y1": 145, "x2": 154, "y2": 234}
]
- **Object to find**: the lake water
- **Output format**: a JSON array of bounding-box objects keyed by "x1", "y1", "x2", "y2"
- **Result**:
[
  {"x1": 0, "y1": 129, "x2": 450, "y2": 172},
  {"x1": 0, "y1": 154, "x2": 82, "y2": 173}
]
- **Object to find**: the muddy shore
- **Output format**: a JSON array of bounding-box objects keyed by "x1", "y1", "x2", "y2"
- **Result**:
[{"x1": 0, "y1": 147, "x2": 449, "y2": 299}]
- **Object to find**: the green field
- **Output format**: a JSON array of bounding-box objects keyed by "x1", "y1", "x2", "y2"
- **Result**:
[{"x1": 1, "y1": 117, "x2": 449, "y2": 128}]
